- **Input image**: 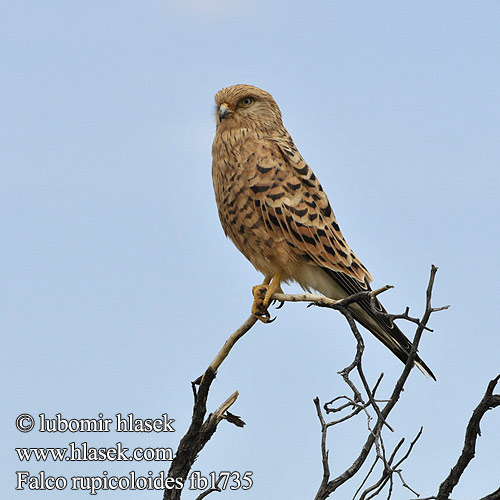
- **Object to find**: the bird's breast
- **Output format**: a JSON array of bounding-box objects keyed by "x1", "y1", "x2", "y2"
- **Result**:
[{"x1": 211, "y1": 132, "x2": 300, "y2": 278}]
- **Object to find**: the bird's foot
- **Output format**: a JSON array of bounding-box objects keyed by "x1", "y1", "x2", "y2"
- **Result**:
[
  {"x1": 251, "y1": 273, "x2": 283, "y2": 323},
  {"x1": 252, "y1": 284, "x2": 273, "y2": 322}
]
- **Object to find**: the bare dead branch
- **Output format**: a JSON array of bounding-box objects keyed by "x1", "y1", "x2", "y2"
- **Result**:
[
  {"x1": 167, "y1": 287, "x2": 396, "y2": 499},
  {"x1": 370, "y1": 303, "x2": 435, "y2": 332},
  {"x1": 166, "y1": 265, "x2": 455, "y2": 500},
  {"x1": 272, "y1": 284, "x2": 393, "y2": 311},
  {"x1": 395, "y1": 469, "x2": 420, "y2": 497},
  {"x1": 193, "y1": 486, "x2": 221, "y2": 500},
  {"x1": 353, "y1": 455, "x2": 379, "y2": 500},
  {"x1": 164, "y1": 367, "x2": 218, "y2": 500},
  {"x1": 323, "y1": 395, "x2": 370, "y2": 426},
  {"x1": 208, "y1": 315, "x2": 258, "y2": 375},
  {"x1": 164, "y1": 317, "x2": 256, "y2": 500},
  {"x1": 355, "y1": 428, "x2": 423, "y2": 500},
  {"x1": 193, "y1": 474, "x2": 226, "y2": 500},
  {"x1": 313, "y1": 265, "x2": 445, "y2": 500},
  {"x1": 314, "y1": 397, "x2": 331, "y2": 492},
  {"x1": 435, "y1": 374, "x2": 500, "y2": 500},
  {"x1": 394, "y1": 427, "x2": 424, "y2": 470}
]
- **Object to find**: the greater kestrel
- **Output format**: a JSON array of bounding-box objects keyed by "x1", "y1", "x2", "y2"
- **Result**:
[{"x1": 211, "y1": 84, "x2": 434, "y2": 379}]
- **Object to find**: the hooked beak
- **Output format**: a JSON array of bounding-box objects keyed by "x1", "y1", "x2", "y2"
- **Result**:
[{"x1": 218, "y1": 102, "x2": 233, "y2": 122}]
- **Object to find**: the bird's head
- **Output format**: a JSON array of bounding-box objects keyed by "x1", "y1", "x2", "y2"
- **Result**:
[{"x1": 214, "y1": 84, "x2": 284, "y2": 133}]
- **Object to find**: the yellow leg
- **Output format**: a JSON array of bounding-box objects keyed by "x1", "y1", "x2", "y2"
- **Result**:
[
  {"x1": 251, "y1": 272, "x2": 283, "y2": 323},
  {"x1": 263, "y1": 272, "x2": 282, "y2": 307}
]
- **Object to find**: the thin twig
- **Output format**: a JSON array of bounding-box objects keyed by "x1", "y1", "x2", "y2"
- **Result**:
[
  {"x1": 193, "y1": 486, "x2": 221, "y2": 500},
  {"x1": 193, "y1": 474, "x2": 225, "y2": 500},
  {"x1": 272, "y1": 285, "x2": 393, "y2": 311},
  {"x1": 314, "y1": 397, "x2": 331, "y2": 491},
  {"x1": 394, "y1": 427, "x2": 424, "y2": 469}
]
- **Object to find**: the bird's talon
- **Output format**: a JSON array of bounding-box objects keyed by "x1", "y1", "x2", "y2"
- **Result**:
[
  {"x1": 252, "y1": 306, "x2": 271, "y2": 322},
  {"x1": 255, "y1": 314, "x2": 269, "y2": 323},
  {"x1": 276, "y1": 300, "x2": 285, "y2": 309},
  {"x1": 251, "y1": 273, "x2": 283, "y2": 323}
]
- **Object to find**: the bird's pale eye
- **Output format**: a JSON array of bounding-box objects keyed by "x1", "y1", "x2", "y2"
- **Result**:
[{"x1": 239, "y1": 97, "x2": 254, "y2": 108}]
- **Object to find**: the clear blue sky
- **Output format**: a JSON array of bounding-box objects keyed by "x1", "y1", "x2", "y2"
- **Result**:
[{"x1": 2, "y1": 1, "x2": 499, "y2": 499}]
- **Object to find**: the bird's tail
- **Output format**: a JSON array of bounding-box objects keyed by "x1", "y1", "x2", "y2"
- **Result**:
[
  {"x1": 349, "y1": 299, "x2": 436, "y2": 380},
  {"x1": 298, "y1": 266, "x2": 435, "y2": 379}
]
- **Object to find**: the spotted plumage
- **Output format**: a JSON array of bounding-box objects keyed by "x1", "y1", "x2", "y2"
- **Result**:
[{"x1": 211, "y1": 84, "x2": 434, "y2": 379}]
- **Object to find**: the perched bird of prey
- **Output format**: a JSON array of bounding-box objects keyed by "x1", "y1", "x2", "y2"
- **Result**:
[{"x1": 211, "y1": 84, "x2": 434, "y2": 379}]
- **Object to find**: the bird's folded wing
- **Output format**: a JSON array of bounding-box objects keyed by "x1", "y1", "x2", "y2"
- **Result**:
[{"x1": 244, "y1": 136, "x2": 372, "y2": 285}]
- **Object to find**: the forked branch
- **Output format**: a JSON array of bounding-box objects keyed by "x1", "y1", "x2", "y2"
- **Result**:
[
  {"x1": 165, "y1": 266, "x2": 453, "y2": 499},
  {"x1": 312, "y1": 265, "x2": 448, "y2": 500}
]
